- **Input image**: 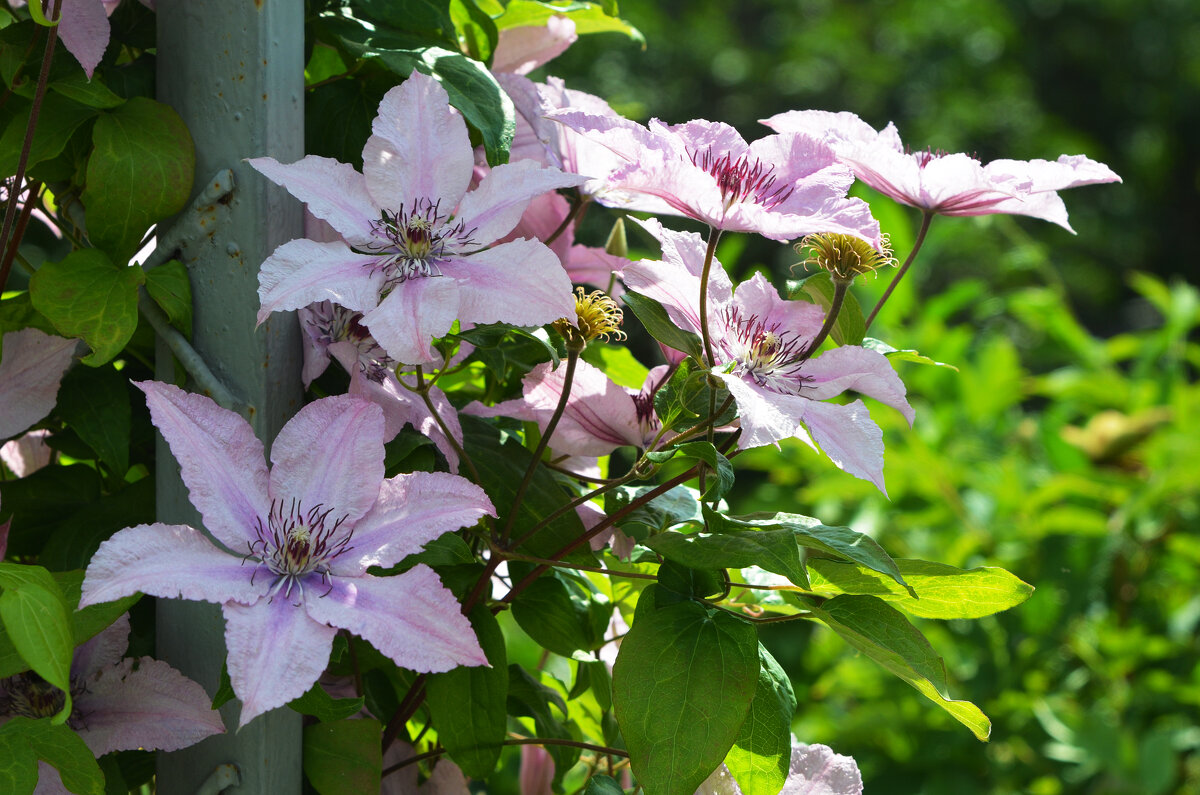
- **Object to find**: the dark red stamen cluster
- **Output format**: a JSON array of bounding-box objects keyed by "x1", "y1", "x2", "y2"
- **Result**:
[
  {"x1": 690, "y1": 148, "x2": 794, "y2": 209},
  {"x1": 249, "y1": 498, "x2": 353, "y2": 602}
]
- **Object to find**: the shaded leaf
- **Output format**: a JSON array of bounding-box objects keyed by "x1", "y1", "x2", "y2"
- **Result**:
[
  {"x1": 143, "y1": 260, "x2": 192, "y2": 339},
  {"x1": 789, "y1": 271, "x2": 865, "y2": 347},
  {"x1": 622, "y1": 291, "x2": 703, "y2": 363},
  {"x1": 725, "y1": 646, "x2": 796, "y2": 795},
  {"x1": 0, "y1": 564, "x2": 74, "y2": 723},
  {"x1": 290, "y1": 683, "x2": 366, "y2": 723},
  {"x1": 303, "y1": 718, "x2": 382, "y2": 795},
  {"x1": 56, "y1": 364, "x2": 130, "y2": 477}
]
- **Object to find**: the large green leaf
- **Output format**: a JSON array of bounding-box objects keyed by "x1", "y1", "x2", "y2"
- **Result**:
[
  {"x1": 0, "y1": 564, "x2": 75, "y2": 723},
  {"x1": 807, "y1": 559, "x2": 1033, "y2": 619},
  {"x1": 0, "y1": 93, "x2": 97, "y2": 176},
  {"x1": 622, "y1": 291, "x2": 704, "y2": 363},
  {"x1": 643, "y1": 527, "x2": 810, "y2": 589},
  {"x1": 56, "y1": 364, "x2": 130, "y2": 477},
  {"x1": 315, "y1": 10, "x2": 514, "y2": 165},
  {"x1": 511, "y1": 574, "x2": 610, "y2": 658},
  {"x1": 645, "y1": 441, "x2": 734, "y2": 502},
  {"x1": 82, "y1": 97, "x2": 195, "y2": 264},
  {"x1": 302, "y1": 718, "x2": 382, "y2": 795},
  {"x1": 613, "y1": 600, "x2": 759, "y2": 795},
  {"x1": 0, "y1": 717, "x2": 104, "y2": 795},
  {"x1": 29, "y1": 249, "x2": 144, "y2": 366},
  {"x1": 425, "y1": 605, "x2": 508, "y2": 778},
  {"x1": 725, "y1": 646, "x2": 796, "y2": 795},
  {"x1": 704, "y1": 510, "x2": 909, "y2": 592},
  {"x1": 461, "y1": 416, "x2": 592, "y2": 564},
  {"x1": 811, "y1": 595, "x2": 991, "y2": 741}
]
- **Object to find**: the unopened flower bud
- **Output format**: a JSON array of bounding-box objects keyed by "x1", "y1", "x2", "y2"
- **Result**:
[
  {"x1": 604, "y1": 216, "x2": 628, "y2": 259},
  {"x1": 554, "y1": 287, "x2": 627, "y2": 350},
  {"x1": 794, "y1": 232, "x2": 896, "y2": 284}
]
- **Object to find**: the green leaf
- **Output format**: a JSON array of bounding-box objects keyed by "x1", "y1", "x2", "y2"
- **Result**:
[
  {"x1": 811, "y1": 595, "x2": 991, "y2": 740},
  {"x1": 0, "y1": 564, "x2": 75, "y2": 723},
  {"x1": 29, "y1": 249, "x2": 144, "y2": 366},
  {"x1": 512, "y1": 574, "x2": 610, "y2": 657},
  {"x1": 621, "y1": 291, "x2": 704, "y2": 363},
  {"x1": 0, "y1": 93, "x2": 96, "y2": 176},
  {"x1": 49, "y1": 570, "x2": 139, "y2": 651},
  {"x1": 613, "y1": 600, "x2": 759, "y2": 795},
  {"x1": 862, "y1": 337, "x2": 959, "y2": 370},
  {"x1": 0, "y1": 724, "x2": 38, "y2": 794},
  {"x1": 425, "y1": 605, "x2": 508, "y2": 778},
  {"x1": 584, "y1": 774, "x2": 626, "y2": 795},
  {"x1": 807, "y1": 559, "x2": 1034, "y2": 619},
  {"x1": 21, "y1": 717, "x2": 104, "y2": 795},
  {"x1": 644, "y1": 526, "x2": 810, "y2": 590},
  {"x1": 507, "y1": 665, "x2": 580, "y2": 785},
  {"x1": 705, "y1": 510, "x2": 909, "y2": 592},
  {"x1": 143, "y1": 260, "x2": 192, "y2": 338},
  {"x1": 725, "y1": 646, "x2": 796, "y2": 795},
  {"x1": 56, "y1": 364, "x2": 130, "y2": 477},
  {"x1": 289, "y1": 682, "x2": 366, "y2": 723},
  {"x1": 351, "y1": 0, "x2": 456, "y2": 38},
  {"x1": 656, "y1": 559, "x2": 724, "y2": 601},
  {"x1": 83, "y1": 97, "x2": 195, "y2": 264},
  {"x1": 461, "y1": 416, "x2": 592, "y2": 565},
  {"x1": 0, "y1": 465, "x2": 102, "y2": 559},
  {"x1": 49, "y1": 70, "x2": 126, "y2": 110},
  {"x1": 606, "y1": 483, "x2": 705, "y2": 537},
  {"x1": 495, "y1": 0, "x2": 644, "y2": 43},
  {"x1": 302, "y1": 718, "x2": 382, "y2": 795},
  {"x1": 788, "y1": 271, "x2": 865, "y2": 347},
  {"x1": 581, "y1": 342, "x2": 650, "y2": 389},
  {"x1": 306, "y1": 77, "x2": 387, "y2": 170},
  {"x1": 211, "y1": 661, "x2": 235, "y2": 710}
]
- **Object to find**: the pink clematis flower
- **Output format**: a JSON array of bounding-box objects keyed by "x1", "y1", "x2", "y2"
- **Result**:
[
  {"x1": 491, "y1": 15, "x2": 578, "y2": 77},
  {"x1": 0, "y1": 613, "x2": 223, "y2": 795},
  {"x1": 80, "y1": 382, "x2": 494, "y2": 727},
  {"x1": 697, "y1": 739, "x2": 863, "y2": 795},
  {"x1": 466, "y1": 359, "x2": 667, "y2": 458},
  {"x1": 0, "y1": 327, "x2": 78, "y2": 440},
  {"x1": 548, "y1": 110, "x2": 882, "y2": 245},
  {"x1": 503, "y1": 192, "x2": 627, "y2": 294},
  {"x1": 299, "y1": 302, "x2": 465, "y2": 473},
  {"x1": 762, "y1": 110, "x2": 1121, "y2": 232},
  {"x1": 249, "y1": 72, "x2": 585, "y2": 366},
  {"x1": 624, "y1": 219, "x2": 913, "y2": 494}
]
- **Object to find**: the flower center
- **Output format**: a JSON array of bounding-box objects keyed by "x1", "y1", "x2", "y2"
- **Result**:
[
  {"x1": 250, "y1": 499, "x2": 353, "y2": 603},
  {"x1": 726, "y1": 309, "x2": 810, "y2": 393},
  {"x1": 307, "y1": 304, "x2": 395, "y2": 383},
  {"x1": 365, "y1": 199, "x2": 475, "y2": 284},
  {"x1": 0, "y1": 672, "x2": 86, "y2": 727},
  {"x1": 795, "y1": 232, "x2": 896, "y2": 283},
  {"x1": 690, "y1": 148, "x2": 793, "y2": 211}
]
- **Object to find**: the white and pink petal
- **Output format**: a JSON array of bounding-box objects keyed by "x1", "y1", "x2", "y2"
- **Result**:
[{"x1": 257, "y1": 239, "x2": 384, "y2": 324}]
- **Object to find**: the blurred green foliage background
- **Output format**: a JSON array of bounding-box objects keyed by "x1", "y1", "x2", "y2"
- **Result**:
[{"x1": 550, "y1": 1, "x2": 1200, "y2": 793}]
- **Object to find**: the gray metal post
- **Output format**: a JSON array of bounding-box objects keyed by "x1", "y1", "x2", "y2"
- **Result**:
[{"x1": 154, "y1": 1, "x2": 305, "y2": 791}]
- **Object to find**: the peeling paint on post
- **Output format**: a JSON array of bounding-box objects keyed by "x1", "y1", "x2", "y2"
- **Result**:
[{"x1": 155, "y1": 1, "x2": 305, "y2": 791}]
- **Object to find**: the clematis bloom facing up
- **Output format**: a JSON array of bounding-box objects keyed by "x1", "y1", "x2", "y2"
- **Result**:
[
  {"x1": 624, "y1": 219, "x2": 913, "y2": 494},
  {"x1": 250, "y1": 71, "x2": 586, "y2": 366},
  {"x1": 0, "y1": 613, "x2": 223, "y2": 795},
  {"x1": 763, "y1": 110, "x2": 1121, "y2": 232},
  {"x1": 548, "y1": 109, "x2": 882, "y2": 245},
  {"x1": 81, "y1": 382, "x2": 494, "y2": 727}
]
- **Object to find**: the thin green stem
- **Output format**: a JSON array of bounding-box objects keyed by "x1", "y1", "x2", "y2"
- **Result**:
[
  {"x1": 383, "y1": 736, "x2": 628, "y2": 778},
  {"x1": 697, "y1": 227, "x2": 722, "y2": 369},
  {"x1": 801, "y1": 278, "x2": 849, "y2": 358},
  {"x1": 865, "y1": 210, "x2": 934, "y2": 330},
  {"x1": 544, "y1": 195, "x2": 589, "y2": 247},
  {"x1": 499, "y1": 348, "x2": 580, "y2": 545},
  {"x1": 509, "y1": 468, "x2": 637, "y2": 551},
  {"x1": 492, "y1": 547, "x2": 659, "y2": 580}
]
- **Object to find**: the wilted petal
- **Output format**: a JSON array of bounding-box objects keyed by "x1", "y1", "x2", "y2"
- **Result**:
[
  {"x1": 492, "y1": 16, "x2": 577, "y2": 75},
  {"x1": 801, "y1": 399, "x2": 887, "y2": 495},
  {"x1": 451, "y1": 238, "x2": 576, "y2": 328},
  {"x1": 340, "y1": 472, "x2": 494, "y2": 574},
  {"x1": 224, "y1": 597, "x2": 337, "y2": 728},
  {"x1": 0, "y1": 328, "x2": 77, "y2": 439},
  {"x1": 249, "y1": 156, "x2": 378, "y2": 247},
  {"x1": 782, "y1": 742, "x2": 863, "y2": 795},
  {"x1": 268, "y1": 396, "x2": 385, "y2": 526},
  {"x1": 800, "y1": 346, "x2": 914, "y2": 426},
  {"x1": 362, "y1": 74, "x2": 474, "y2": 216},
  {"x1": 257, "y1": 239, "x2": 383, "y2": 323},
  {"x1": 76, "y1": 657, "x2": 225, "y2": 756},
  {"x1": 71, "y1": 613, "x2": 130, "y2": 678},
  {"x1": 136, "y1": 381, "x2": 268, "y2": 550},
  {"x1": 80, "y1": 524, "x2": 268, "y2": 608},
  {"x1": 307, "y1": 565, "x2": 486, "y2": 673},
  {"x1": 57, "y1": 0, "x2": 110, "y2": 78}
]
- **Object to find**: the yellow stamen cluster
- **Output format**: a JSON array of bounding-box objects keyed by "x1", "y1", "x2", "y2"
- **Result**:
[
  {"x1": 554, "y1": 288, "x2": 627, "y2": 349},
  {"x1": 794, "y1": 233, "x2": 896, "y2": 283}
]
